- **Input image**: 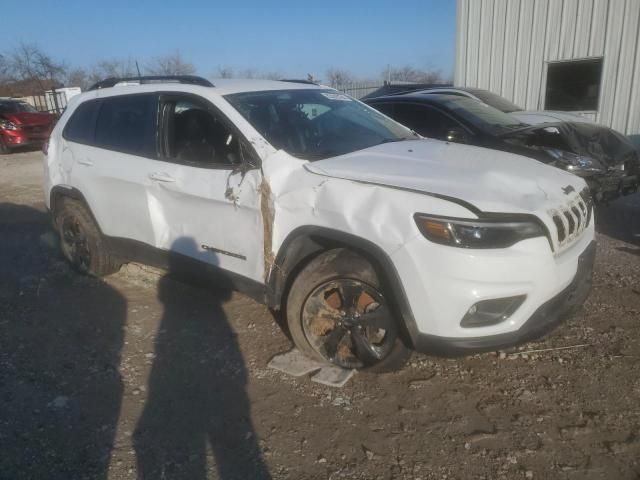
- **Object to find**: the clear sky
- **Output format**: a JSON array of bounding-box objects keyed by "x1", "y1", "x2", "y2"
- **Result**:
[{"x1": 1, "y1": 0, "x2": 456, "y2": 80}]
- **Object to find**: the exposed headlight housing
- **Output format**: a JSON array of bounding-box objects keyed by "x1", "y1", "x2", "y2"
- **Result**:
[
  {"x1": 0, "y1": 119, "x2": 18, "y2": 131},
  {"x1": 545, "y1": 148, "x2": 606, "y2": 176},
  {"x1": 414, "y1": 214, "x2": 547, "y2": 249}
]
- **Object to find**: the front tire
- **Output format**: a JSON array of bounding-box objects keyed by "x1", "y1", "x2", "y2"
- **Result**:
[
  {"x1": 55, "y1": 198, "x2": 121, "y2": 276},
  {"x1": 286, "y1": 248, "x2": 411, "y2": 372}
]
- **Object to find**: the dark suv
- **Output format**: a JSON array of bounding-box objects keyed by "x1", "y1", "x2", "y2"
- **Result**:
[{"x1": 366, "y1": 93, "x2": 639, "y2": 202}]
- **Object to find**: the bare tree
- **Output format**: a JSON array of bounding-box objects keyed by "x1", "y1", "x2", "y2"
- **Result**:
[
  {"x1": 382, "y1": 65, "x2": 446, "y2": 84},
  {"x1": 216, "y1": 66, "x2": 235, "y2": 78},
  {"x1": 9, "y1": 42, "x2": 66, "y2": 89},
  {"x1": 87, "y1": 58, "x2": 138, "y2": 85},
  {"x1": 64, "y1": 67, "x2": 91, "y2": 90},
  {"x1": 146, "y1": 51, "x2": 195, "y2": 76},
  {"x1": 0, "y1": 53, "x2": 10, "y2": 83},
  {"x1": 260, "y1": 71, "x2": 284, "y2": 80},
  {"x1": 213, "y1": 66, "x2": 284, "y2": 80},
  {"x1": 326, "y1": 68, "x2": 354, "y2": 87},
  {"x1": 238, "y1": 68, "x2": 257, "y2": 79}
]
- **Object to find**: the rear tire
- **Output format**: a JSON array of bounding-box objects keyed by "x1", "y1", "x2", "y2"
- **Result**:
[
  {"x1": 286, "y1": 248, "x2": 411, "y2": 372},
  {"x1": 55, "y1": 198, "x2": 121, "y2": 276}
]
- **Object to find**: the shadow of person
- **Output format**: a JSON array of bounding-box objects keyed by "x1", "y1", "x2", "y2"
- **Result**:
[
  {"x1": 134, "y1": 237, "x2": 271, "y2": 479},
  {"x1": 0, "y1": 202, "x2": 126, "y2": 479}
]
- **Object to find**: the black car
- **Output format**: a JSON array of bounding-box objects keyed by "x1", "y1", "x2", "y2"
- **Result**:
[{"x1": 365, "y1": 93, "x2": 639, "y2": 202}]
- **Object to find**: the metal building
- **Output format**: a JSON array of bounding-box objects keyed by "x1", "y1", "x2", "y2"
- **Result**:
[{"x1": 455, "y1": 0, "x2": 640, "y2": 134}]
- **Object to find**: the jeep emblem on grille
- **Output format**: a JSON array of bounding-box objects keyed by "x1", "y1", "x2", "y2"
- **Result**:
[{"x1": 562, "y1": 185, "x2": 575, "y2": 195}]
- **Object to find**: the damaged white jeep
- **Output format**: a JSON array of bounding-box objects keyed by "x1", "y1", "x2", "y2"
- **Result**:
[{"x1": 44, "y1": 76, "x2": 595, "y2": 371}]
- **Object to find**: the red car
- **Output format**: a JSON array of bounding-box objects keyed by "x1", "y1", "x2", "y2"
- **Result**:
[{"x1": 0, "y1": 99, "x2": 55, "y2": 154}]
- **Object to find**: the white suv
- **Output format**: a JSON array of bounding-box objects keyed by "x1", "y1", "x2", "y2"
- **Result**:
[{"x1": 44, "y1": 76, "x2": 595, "y2": 371}]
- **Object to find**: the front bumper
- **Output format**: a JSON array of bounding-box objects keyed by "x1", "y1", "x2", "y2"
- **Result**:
[
  {"x1": 1, "y1": 129, "x2": 49, "y2": 149},
  {"x1": 411, "y1": 240, "x2": 595, "y2": 355}
]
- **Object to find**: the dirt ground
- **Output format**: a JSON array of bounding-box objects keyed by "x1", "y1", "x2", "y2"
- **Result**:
[{"x1": 1, "y1": 150, "x2": 639, "y2": 480}]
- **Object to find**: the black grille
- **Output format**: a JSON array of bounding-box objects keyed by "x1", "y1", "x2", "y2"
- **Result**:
[
  {"x1": 553, "y1": 215, "x2": 566, "y2": 243},
  {"x1": 551, "y1": 188, "x2": 592, "y2": 249}
]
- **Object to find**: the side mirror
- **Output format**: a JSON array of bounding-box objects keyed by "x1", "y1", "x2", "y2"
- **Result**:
[
  {"x1": 231, "y1": 143, "x2": 261, "y2": 174},
  {"x1": 445, "y1": 128, "x2": 468, "y2": 144}
]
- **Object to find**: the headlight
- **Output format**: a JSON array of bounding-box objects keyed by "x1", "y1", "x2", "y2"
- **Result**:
[
  {"x1": 414, "y1": 214, "x2": 547, "y2": 249},
  {"x1": 545, "y1": 148, "x2": 605, "y2": 175},
  {"x1": 0, "y1": 119, "x2": 18, "y2": 131}
]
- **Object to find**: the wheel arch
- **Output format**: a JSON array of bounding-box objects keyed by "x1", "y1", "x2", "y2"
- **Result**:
[
  {"x1": 49, "y1": 186, "x2": 103, "y2": 233},
  {"x1": 267, "y1": 226, "x2": 420, "y2": 346}
]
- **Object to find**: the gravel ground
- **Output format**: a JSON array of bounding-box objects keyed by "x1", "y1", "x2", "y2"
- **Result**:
[{"x1": 0, "y1": 150, "x2": 639, "y2": 480}]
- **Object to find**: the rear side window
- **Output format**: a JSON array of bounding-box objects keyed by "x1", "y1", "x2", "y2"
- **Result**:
[
  {"x1": 64, "y1": 100, "x2": 101, "y2": 144},
  {"x1": 95, "y1": 94, "x2": 158, "y2": 157}
]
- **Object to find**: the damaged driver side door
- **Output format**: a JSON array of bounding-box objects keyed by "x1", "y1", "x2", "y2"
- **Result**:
[{"x1": 147, "y1": 93, "x2": 265, "y2": 283}]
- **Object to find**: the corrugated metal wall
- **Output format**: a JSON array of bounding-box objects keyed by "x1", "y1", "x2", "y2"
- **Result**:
[{"x1": 455, "y1": 0, "x2": 640, "y2": 134}]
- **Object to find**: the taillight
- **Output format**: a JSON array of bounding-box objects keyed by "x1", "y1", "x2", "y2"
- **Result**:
[{"x1": 42, "y1": 140, "x2": 49, "y2": 155}]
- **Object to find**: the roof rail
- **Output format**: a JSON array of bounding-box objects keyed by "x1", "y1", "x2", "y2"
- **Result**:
[
  {"x1": 279, "y1": 79, "x2": 318, "y2": 85},
  {"x1": 87, "y1": 75, "x2": 214, "y2": 91}
]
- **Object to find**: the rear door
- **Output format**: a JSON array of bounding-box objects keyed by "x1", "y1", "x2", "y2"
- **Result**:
[
  {"x1": 61, "y1": 93, "x2": 160, "y2": 246},
  {"x1": 145, "y1": 93, "x2": 265, "y2": 282}
]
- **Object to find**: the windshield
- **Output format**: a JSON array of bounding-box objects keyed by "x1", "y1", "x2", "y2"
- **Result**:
[
  {"x1": 465, "y1": 89, "x2": 523, "y2": 113},
  {"x1": 439, "y1": 96, "x2": 528, "y2": 135},
  {"x1": 225, "y1": 89, "x2": 417, "y2": 160},
  {"x1": 0, "y1": 101, "x2": 39, "y2": 114}
]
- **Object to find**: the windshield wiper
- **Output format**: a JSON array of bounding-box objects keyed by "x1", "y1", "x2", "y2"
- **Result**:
[
  {"x1": 290, "y1": 152, "x2": 329, "y2": 160},
  {"x1": 379, "y1": 137, "x2": 409, "y2": 145}
]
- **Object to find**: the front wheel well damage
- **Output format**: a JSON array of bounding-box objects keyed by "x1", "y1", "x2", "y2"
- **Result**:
[
  {"x1": 50, "y1": 187, "x2": 86, "y2": 219},
  {"x1": 267, "y1": 227, "x2": 419, "y2": 347},
  {"x1": 49, "y1": 187, "x2": 105, "y2": 235}
]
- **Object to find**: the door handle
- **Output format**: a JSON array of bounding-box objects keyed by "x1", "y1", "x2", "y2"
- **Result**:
[
  {"x1": 149, "y1": 172, "x2": 176, "y2": 183},
  {"x1": 77, "y1": 159, "x2": 93, "y2": 166}
]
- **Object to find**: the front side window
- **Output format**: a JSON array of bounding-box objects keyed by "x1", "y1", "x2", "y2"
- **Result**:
[
  {"x1": 165, "y1": 99, "x2": 241, "y2": 167},
  {"x1": 225, "y1": 89, "x2": 416, "y2": 160},
  {"x1": 389, "y1": 103, "x2": 463, "y2": 140},
  {"x1": 94, "y1": 94, "x2": 157, "y2": 157}
]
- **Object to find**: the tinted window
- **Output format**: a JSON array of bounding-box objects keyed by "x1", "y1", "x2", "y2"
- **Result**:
[
  {"x1": 226, "y1": 89, "x2": 417, "y2": 160},
  {"x1": 95, "y1": 95, "x2": 157, "y2": 156},
  {"x1": 63, "y1": 100, "x2": 101, "y2": 144},
  {"x1": 391, "y1": 103, "x2": 462, "y2": 140},
  {"x1": 167, "y1": 99, "x2": 241, "y2": 167}
]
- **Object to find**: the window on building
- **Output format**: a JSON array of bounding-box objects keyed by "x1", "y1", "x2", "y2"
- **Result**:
[{"x1": 545, "y1": 58, "x2": 603, "y2": 111}]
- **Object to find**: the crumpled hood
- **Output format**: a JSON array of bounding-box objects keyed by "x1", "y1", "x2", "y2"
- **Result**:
[
  {"x1": 501, "y1": 121, "x2": 638, "y2": 169},
  {"x1": 304, "y1": 139, "x2": 586, "y2": 215}
]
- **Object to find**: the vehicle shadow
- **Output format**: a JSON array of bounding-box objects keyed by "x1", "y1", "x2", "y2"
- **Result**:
[
  {"x1": 134, "y1": 237, "x2": 271, "y2": 479},
  {"x1": 595, "y1": 192, "x2": 640, "y2": 246},
  {"x1": 0, "y1": 202, "x2": 126, "y2": 480}
]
